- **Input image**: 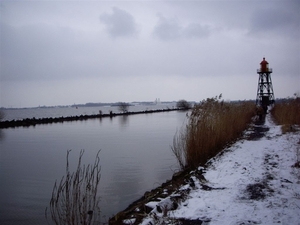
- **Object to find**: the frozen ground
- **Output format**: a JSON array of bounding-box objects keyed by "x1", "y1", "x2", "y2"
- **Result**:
[{"x1": 136, "y1": 114, "x2": 300, "y2": 225}]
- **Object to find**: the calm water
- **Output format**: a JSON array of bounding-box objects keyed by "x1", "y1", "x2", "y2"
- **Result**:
[
  {"x1": 1, "y1": 103, "x2": 177, "y2": 121},
  {"x1": 0, "y1": 105, "x2": 187, "y2": 224}
]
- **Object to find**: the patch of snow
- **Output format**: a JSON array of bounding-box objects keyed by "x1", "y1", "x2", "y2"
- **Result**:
[
  {"x1": 140, "y1": 114, "x2": 300, "y2": 224},
  {"x1": 145, "y1": 201, "x2": 159, "y2": 209},
  {"x1": 123, "y1": 218, "x2": 136, "y2": 224}
]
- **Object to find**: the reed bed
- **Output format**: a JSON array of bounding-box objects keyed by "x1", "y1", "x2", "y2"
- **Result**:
[
  {"x1": 46, "y1": 150, "x2": 101, "y2": 225},
  {"x1": 172, "y1": 96, "x2": 256, "y2": 170},
  {"x1": 270, "y1": 97, "x2": 300, "y2": 126}
]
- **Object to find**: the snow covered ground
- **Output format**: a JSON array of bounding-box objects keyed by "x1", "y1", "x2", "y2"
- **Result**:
[{"x1": 138, "y1": 114, "x2": 300, "y2": 225}]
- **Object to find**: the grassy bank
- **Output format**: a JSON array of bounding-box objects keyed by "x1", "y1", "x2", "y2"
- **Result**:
[
  {"x1": 270, "y1": 97, "x2": 300, "y2": 127},
  {"x1": 172, "y1": 95, "x2": 256, "y2": 169}
]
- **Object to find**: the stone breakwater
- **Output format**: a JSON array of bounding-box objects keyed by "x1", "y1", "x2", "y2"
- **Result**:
[{"x1": 0, "y1": 108, "x2": 182, "y2": 129}]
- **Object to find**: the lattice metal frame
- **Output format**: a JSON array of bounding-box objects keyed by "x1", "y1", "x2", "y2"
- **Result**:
[{"x1": 256, "y1": 68, "x2": 275, "y2": 106}]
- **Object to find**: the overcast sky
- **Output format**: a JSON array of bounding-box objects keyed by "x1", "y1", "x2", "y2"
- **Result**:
[{"x1": 1, "y1": 0, "x2": 299, "y2": 108}]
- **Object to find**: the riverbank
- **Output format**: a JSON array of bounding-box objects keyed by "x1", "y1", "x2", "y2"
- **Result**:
[
  {"x1": 0, "y1": 108, "x2": 182, "y2": 129},
  {"x1": 109, "y1": 113, "x2": 300, "y2": 224}
]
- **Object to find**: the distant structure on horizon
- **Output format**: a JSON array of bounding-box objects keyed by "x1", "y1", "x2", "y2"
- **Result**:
[
  {"x1": 256, "y1": 57, "x2": 275, "y2": 110},
  {"x1": 154, "y1": 98, "x2": 161, "y2": 104}
]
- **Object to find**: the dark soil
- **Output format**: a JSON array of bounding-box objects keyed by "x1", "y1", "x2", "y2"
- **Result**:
[
  {"x1": 245, "y1": 182, "x2": 268, "y2": 200},
  {"x1": 246, "y1": 114, "x2": 269, "y2": 140},
  {"x1": 177, "y1": 218, "x2": 211, "y2": 225},
  {"x1": 108, "y1": 169, "x2": 195, "y2": 225}
]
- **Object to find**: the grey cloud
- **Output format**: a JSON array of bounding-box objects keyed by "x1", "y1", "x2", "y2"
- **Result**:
[
  {"x1": 248, "y1": 6, "x2": 300, "y2": 39},
  {"x1": 183, "y1": 23, "x2": 210, "y2": 38},
  {"x1": 100, "y1": 7, "x2": 138, "y2": 38},
  {"x1": 153, "y1": 14, "x2": 211, "y2": 41},
  {"x1": 0, "y1": 22, "x2": 102, "y2": 82},
  {"x1": 153, "y1": 14, "x2": 182, "y2": 40},
  {"x1": 1, "y1": 1, "x2": 299, "y2": 108}
]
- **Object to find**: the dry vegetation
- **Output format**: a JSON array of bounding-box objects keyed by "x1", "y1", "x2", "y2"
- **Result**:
[
  {"x1": 172, "y1": 95, "x2": 256, "y2": 170},
  {"x1": 46, "y1": 150, "x2": 101, "y2": 225},
  {"x1": 270, "y1": 97, "x2": 300, "y2": 127},
  {"x1": 270, "y1": 96, "x2": 300, "y2": 169}
]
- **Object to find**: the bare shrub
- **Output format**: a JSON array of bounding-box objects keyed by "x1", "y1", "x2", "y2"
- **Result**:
[
  {"x1": 176, "y1": 100, "x2": 191, "y2": 110},
  {"x1": 46, "y1": 150, "x2": 101, "y2": 225},
  {"x1": 172, "y1": 95, "x2": 256, "y2": 169},
  {"x1": 118, "y1": 102, "x2": 130, "y2": 113}
]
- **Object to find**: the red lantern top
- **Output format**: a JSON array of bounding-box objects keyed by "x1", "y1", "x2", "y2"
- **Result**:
[{"x1": 260, "y1": 57, "x2": 269, "y2": 72}]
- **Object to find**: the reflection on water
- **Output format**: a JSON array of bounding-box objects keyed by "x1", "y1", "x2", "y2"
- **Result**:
[
  {"x1": 0, "y1": 130, "x2": 4, "y2": 140},
  {"x1": 119, "y1": 115, "x2": 129, "y2": 128},
  {"x1": 0, "y1": 110, "x2": 186, "y2": 224}
]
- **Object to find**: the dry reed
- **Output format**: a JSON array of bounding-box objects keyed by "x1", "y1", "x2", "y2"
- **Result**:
[
  {"x1": 46, "y1": 150, "x2": 101, "y2": 225},
  {"x1": 172, "y1": 95, "x2": 256, "y2": 169},
  {"x1": 270, "y1": 97, "x2": 300, "y2": 126}
]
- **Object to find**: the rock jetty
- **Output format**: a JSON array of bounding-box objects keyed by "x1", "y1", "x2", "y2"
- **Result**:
[{"x1": 0, "y1": 108, "x2": 181, "y2": 129}]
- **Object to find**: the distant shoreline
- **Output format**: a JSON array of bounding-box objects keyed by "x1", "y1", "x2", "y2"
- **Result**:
[{"x1": 0, "y1": 108, "x2": 185, "y2": 129}]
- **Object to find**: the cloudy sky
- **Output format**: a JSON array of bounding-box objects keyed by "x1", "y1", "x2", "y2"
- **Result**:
[{"x1": 1, "y1": 0, "x2": 299, "y2": 108}]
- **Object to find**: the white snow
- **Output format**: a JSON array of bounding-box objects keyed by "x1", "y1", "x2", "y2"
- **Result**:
[{"x1": 139, "y1": 114, "x2": 300, "y2": 225}]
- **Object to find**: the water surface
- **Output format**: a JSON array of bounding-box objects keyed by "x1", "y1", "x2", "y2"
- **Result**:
[{"x1": 0, "y1": 109, "x2": 187, "y2": 224}]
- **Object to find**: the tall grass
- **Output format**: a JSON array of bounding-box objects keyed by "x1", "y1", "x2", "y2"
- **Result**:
[
  {"x1": 172, "y1": 96, "x2": 256, "y2": 170},
  {"x1": 270, "y1": 97, "x2": 300, "y2": 126},
  {"x1": 46, "y1": 150, "x2": 101, "y2": 225}
]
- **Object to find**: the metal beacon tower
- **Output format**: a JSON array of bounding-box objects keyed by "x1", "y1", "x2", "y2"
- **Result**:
[{"x1": 256, "y1": 57, "x2": 275, "y2": 111}]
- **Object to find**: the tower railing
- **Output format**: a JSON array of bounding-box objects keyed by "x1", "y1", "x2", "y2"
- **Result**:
[{"x1": 257, "y1": 68, "x2": 272, "y2": 73}]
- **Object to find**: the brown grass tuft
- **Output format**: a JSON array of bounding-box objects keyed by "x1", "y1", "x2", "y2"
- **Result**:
[{"x1": 172, "y1": 95, "x2": 256, "y2": 170}]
